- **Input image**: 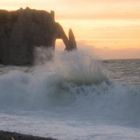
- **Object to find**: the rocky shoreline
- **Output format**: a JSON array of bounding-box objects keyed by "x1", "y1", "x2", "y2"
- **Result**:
[{"x1": 0, "y1": 131, "x2": 57, "y2": 140}]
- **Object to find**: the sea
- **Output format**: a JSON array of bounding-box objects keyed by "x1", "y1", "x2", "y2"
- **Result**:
[{"x1": 0, "y1": 50, "x2": 140, "y2": 140}]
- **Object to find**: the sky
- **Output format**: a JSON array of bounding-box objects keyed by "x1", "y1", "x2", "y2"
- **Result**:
[
  {"x1": 1, "y1": 0, "x2": 140, "y2": 19},
  {"x1": 0, "y1": 0, "x2": 140, "y2": 59}
]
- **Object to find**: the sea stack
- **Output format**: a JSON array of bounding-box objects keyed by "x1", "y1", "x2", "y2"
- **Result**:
[
  {"x1": 68, "y1": 29, "x2": 77, "y2": 51},
  {"x1": 0, "y1": 8, "x2": 77, "y2": 65}
]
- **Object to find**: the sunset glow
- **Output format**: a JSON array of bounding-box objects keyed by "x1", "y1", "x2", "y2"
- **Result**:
[{"x1": 0, "y1": 0, "x2": 140, "y2": 59}]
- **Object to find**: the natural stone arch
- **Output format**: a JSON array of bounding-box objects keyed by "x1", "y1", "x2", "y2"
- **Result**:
[
  {"x1": 54, "y1": 23, "x2": 77, "y2": 51},
  {"x1": 0, "y1": 8, "x2": 77, "y2": 65}
]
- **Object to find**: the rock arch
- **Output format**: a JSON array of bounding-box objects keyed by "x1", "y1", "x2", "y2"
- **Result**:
[
  {"x1": 54, "y1": 23, "x2": 77, "y2": 51},
  {"x1": 0, "y1": 8, "x2": 77, "y2": 65}
]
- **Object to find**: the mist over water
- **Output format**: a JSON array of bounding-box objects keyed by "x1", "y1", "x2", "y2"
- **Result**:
[
  {"x1": 0, "y1": 49, "x2": 140, "y2": 140},
  {"x1": 0, "y1": 50, "x2": 108, "y2": 108}
]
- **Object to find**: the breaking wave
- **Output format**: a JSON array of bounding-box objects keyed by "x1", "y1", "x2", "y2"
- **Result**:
[{"x1": 0, "y1": 50, "x2": 140, "y2": 125}]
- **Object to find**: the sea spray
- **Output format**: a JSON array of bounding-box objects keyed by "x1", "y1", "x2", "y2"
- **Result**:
[
  {"x1": 0, "y1": 50, "x2": 139, "y2": 124},
  {"x1": 52, "y1": 50, "x2": 109, "y2": 85},
  {"x1": 0, "y1": 49, "x2": 107, "y2": 108},
  {"x1": 34, "y1": 47, "x2": 54, "y2": 65},
  {"x1": 0, "y1": 50, "x2": 140, "y2": 140}
]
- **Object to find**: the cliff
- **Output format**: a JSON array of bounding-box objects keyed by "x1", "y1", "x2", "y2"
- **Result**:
[{"x1": 0, "y1": 8, "x2": 77, "y2": 65}]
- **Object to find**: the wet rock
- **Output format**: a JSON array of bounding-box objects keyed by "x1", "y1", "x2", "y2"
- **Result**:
[{"x1": 0, "y1": 131, "x2": 57, "y2": 140}]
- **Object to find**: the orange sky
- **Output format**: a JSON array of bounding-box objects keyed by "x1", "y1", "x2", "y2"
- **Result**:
[
  {"x1": 0, "y1": 0, "x2": 140, "y2": 19},
  {"x1": 0, "y1": 0, "x2": 140, "y2": 59}
]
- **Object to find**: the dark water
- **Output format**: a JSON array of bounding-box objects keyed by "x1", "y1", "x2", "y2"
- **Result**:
[{"x1": 104, "y1": 59, "x2": 140, "y2": 85}]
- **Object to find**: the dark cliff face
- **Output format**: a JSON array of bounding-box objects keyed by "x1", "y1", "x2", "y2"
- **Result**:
[{"x1": 0, "y1": 8, "x2": 77, "y2": 65}]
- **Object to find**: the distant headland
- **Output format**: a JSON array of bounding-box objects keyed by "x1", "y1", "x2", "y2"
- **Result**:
[{"x1": 0, "y1": 7, "x2": 77, "y2": 65}]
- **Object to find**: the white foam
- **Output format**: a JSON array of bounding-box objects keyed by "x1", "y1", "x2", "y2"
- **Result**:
[{"x1": 0, "y1": 50, "x2": 140, "y2": 139}]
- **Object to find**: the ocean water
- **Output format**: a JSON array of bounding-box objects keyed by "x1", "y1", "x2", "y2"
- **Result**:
[{"x1": 0, "y1": 50, "x2": 140, "y2": 140}]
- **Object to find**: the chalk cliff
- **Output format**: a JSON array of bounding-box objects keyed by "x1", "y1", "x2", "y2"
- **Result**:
[{"x1": 0, "y1": 8, "x2": 77, "y2": 65}]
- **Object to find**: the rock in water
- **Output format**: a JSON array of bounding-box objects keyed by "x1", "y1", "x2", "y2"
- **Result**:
[{"x1": 67, "y1": 29, "x2": 77, "y2": 51}]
